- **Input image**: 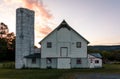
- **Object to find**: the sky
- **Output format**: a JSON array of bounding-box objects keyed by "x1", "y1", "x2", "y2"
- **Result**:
[{"x1": 0, "y1": 0, "x2": 120, "y2": 47}]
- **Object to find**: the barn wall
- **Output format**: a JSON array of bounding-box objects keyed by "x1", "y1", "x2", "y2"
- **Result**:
[
  {"x1": 41, "y1": 58, "x2": 46, "y2": 68},
  {"x1": 57, "y1": 28, "x2": 71, "y2": 42},
  {"x1": 25, "y1": 58, "x2": 40, "y2": 68},
  {"x1": 94, "y1": 58, "x2": 102, "y2": 68},
  {"x1": 41, "y1": 27, "x2": 88, "y2": 58},
  {"x1": 41, "y1": 31, "x2": 57, "y2": 58},
  {"x1": 71, "y1": 58, "x2": 89, "y2": 68},
  {"x1": 41, "y1": 58, "x2": 57, "y2": 69},
  {"x1": 48, "y1": 58, "x2": 57, "y2": 68},
  {"x1": 70, "y1": 30, "x2": 87, "y2": 58}
]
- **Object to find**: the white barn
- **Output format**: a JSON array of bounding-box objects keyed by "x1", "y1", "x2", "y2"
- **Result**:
[
  {"x1": 24, "y1": 20, "x2": 102, "y2": 69},
  {"x1": 40, "y1": 20, "x2": 89, "y2": 69}
]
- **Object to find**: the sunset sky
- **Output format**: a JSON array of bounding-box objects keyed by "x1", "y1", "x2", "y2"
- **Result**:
[{"x1": 0, "y1": 0, "x2": 120, "y2": 47}]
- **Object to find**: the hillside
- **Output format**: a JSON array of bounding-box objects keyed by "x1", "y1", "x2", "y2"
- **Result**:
[{"x1": 88, "y1": 45, "x2": 120, "y2": 51}]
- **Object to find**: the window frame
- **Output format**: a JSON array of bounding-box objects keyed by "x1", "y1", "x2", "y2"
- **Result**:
[
  {"x1": 95, "y1": 60, "x2": 99, "y2": 63},
  {"x1": 32, "y1": 58, "x2": 36, "y2": 64},
  {"x1": 76, "y1": 42, "x2": 81, "y2": 48},
  {"x1": 47, "y1": 42, "x2": 52, "y2": 48},
  {"x1": 76, "y1": 58, "x2": 81, "y2": 64}
]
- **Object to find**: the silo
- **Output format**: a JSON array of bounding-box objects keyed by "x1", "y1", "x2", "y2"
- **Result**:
[{"x1": 15, "y1": 8, "x2": 34, "y2": 69}]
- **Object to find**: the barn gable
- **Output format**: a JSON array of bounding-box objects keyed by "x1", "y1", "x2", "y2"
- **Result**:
[{"x1": 40, "y1": 20, "x2": 89, "y2": 44}]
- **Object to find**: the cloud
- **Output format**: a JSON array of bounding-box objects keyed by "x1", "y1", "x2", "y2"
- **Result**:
[
  {"x1": 21, "y1": 0, "x2": 52, "y2": 19},
  {"x1": 3, "y1": 0, "x2": 22, "y2": 4},
  {"x1": 39, "y1": 25, "x2": 52, "y2": 35},
  {"x1": 35, "y1": 24, "x2": 52, "y2": 38}
]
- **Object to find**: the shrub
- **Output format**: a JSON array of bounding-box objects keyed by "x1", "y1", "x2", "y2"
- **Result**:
[{"x1": 2, "y1": 62, "x2": 15, "y2": 69}]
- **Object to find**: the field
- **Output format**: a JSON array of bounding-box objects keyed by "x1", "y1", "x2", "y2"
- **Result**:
[{"x1": 0, "y1": 62, "x2": 120, "y2": 79}]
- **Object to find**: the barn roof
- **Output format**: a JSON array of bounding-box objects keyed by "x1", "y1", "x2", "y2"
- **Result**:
[
  {"x1": 24, "y1": 53, "x2": 41, "y2": 58},
  {"x1": 89, "y1": 53, "x2": 102, "y2": 58},
  {"x1": 39, "y1": 20, "x2": 89, "y2": 44}
]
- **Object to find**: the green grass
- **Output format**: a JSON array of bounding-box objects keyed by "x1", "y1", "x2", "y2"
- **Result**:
[
  {"x1": 0, "y1": 69, "x2": 63, "y2": 79},
  {"x1": 0, "y1": 62, "x2": 120, "y2": 79}
]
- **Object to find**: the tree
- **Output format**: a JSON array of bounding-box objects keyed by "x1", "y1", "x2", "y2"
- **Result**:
[
  {"x1": 6, "y1": 32, "x2": 15, "y2": 50},
  {"x1": 0, "y1": 22, "x2": 9, "y2": 38},
  {"x1": 0, "y1": 38, "x2": 7, "y2": 53},
  {"x1": 0, "y1": 22, "x2": 15, "y2": 61},
  {"x1": 112, "y1": 50, "x2": 120, "y2": 61}
]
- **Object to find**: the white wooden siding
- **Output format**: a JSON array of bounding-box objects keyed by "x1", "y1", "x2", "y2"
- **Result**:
[
  {"x1": 41, "y1": 58, "x2": 57, "y2": 69},
  {"x1": 26, "y1": 58, "x2": 40, "y2": 68},
  {"x1": 57, "y1": 28, "x2": 71, "y2": 42},
  {"x1": 57, "y1": 58, "x2": 71, "y2": 69},
  {"x1": 94, "y1": 58, "x2": 102, "y2": 68},
  {"x1": 40, "y1": 58, "x2": 46, "y2": 68},
  {"x1": 41, "y1": 31, "x2": 57, "y2": 58},
  {"x1": 71, "y1": 58, "x2": 88, "y2": 68},
  {"x1": 57, "y1": 42, "x2": 70, "y2": 57},
  {"x1": 70, "y1": 30, "x2": 87, "y2": 58},
  {"x1": 41, "y1": 27, "x2": 88, "y2": 58}
]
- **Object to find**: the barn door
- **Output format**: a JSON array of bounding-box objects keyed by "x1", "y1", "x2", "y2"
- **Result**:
[
  {"x1": 60, "y1": 47, "x2": 68, "y2": 57},
  {"x1": 89, "y1": 58, "x2": 95, "y2": 68},
  {"x1": 57, "y1": 58, "x2": 71, "y2": 69}
]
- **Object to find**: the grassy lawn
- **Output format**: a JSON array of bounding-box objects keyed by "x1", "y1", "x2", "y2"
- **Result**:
[{"x1": 0, "y1": 62, "x2": 120, "y2": 79}]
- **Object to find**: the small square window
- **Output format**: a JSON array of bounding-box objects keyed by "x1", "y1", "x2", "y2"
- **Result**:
[
  {"x1": 76, "y1": 42, "x2": 81, "y2": 48},
  {"x1": 47, "y1": 42, "x2": 52, "y2": 48},
  {"x1": 95, "y1": 60, "x2": 99, "y2": 63},
  {"x1": 76, "y1": 58, "x2": 81, "y2": 64},
  {"x1": 32, "y1": 58, "x2": 36, "y2": 64},
  {"x1": 47, "y1": 58, "x2": 52, "y2": 64}
]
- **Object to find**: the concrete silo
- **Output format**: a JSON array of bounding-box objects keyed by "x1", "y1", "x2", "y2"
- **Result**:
[{"x1": 15, "y1": 8, "x2": 35, "y2": 69}]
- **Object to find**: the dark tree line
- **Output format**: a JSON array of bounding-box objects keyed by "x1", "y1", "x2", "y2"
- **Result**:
[{"x1": 0, "y1": 22, "x2": 15, "y2": 62}]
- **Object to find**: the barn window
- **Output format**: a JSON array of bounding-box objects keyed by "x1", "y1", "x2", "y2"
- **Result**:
[
  {"x1": 76, "y1": 42, "x2": 81, "y2": 48},
  {"x1": 32, "y1": 58, "x2": 36, "y2": 64},
  {"x1": 47, "y1": 42, "x2": 52, "y2": 48},
  {"x1": 95, "y1": 60, "x2": 99, "y2": 63},
  {"x1": 47, "y1": 58, "x2": 52, "y2": 64},
  {"x1": 76, "y1": 58, "x2": 81, "y2": 64}
]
